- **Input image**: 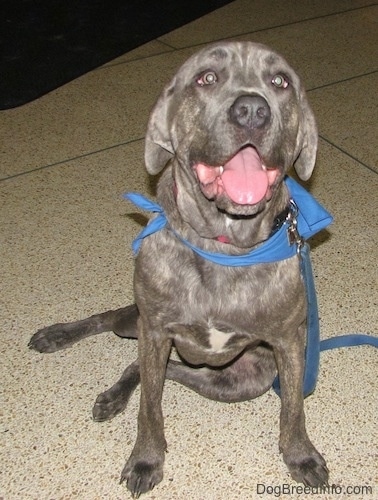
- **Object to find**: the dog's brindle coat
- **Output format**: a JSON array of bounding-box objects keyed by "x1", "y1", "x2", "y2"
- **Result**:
[{"x1": 29, "y1": 42, "x2": 329, "y2": 496}]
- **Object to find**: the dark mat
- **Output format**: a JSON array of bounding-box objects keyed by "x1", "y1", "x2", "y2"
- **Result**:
[{"x1": 1, "y1": 0, "x2": 234, "y2": 109}]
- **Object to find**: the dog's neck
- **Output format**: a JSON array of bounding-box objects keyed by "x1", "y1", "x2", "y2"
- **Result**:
[
  {"x1": 181, "y1": 201, "x2": 291, "y2": 247},
  {"x1": 157, "y1": 165, "x2": 290, "y2": 253}
]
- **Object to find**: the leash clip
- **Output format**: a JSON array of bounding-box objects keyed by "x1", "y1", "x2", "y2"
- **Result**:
[{"x1": 287, "y1": 199, "x2": 304, "y2": 254}]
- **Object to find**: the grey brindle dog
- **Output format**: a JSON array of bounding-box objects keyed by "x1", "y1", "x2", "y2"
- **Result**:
[{"x1": 29, "y1": 42, "x2": 329, "y2": 496}]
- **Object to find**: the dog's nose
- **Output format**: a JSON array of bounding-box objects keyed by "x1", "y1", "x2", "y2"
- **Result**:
[{"x1": 229, "y1": 95, "x2": 271, "y2": 129}]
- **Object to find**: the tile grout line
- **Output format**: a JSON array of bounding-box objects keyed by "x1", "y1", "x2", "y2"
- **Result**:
[
  {"x1": 0, "y1": 137, "x2": 145, "y2": 183},
  {"x1": 319, "y1": 135, "x2": 378, "y2": 175},
  {"x1": 99, "y1": 4, "x2": 377, "y2": 69},
  {"x1": 308, "y1": 70, "x2": 378, "y2": 92},
  {"x1": 97, "y1": 42, "x2": 176, "y2": 70},
  {"x1": 2, "y1": 132, "x2": 376, "y2": 184},
  {"x1": 206, "y1": 3, "x2": 378, "y2": 51}
]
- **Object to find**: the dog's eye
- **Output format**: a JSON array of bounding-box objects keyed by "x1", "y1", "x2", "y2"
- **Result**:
[
  {"x1": 197, "y1": 71, "x2": 218, "y2": 86},
  {"x1": 271, "y1": 74, "x2": 289, "y2": 89}
]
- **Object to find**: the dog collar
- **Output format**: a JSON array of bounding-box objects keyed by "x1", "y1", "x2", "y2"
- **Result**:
[{"x1": 124, "y1": 177, "x2": 333, "y2": 266}]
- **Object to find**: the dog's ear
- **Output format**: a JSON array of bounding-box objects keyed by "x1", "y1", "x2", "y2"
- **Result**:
[
  {"x1": 293, "y1": 90, "x2": 318, "y2": 180},
  {"x1": 144, "y1": 80, "x2": 176, "y2": 175}
]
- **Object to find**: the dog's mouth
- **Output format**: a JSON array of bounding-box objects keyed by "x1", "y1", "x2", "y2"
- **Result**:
[{"x1": 194, "y1": 146, "x2": 280, "y2": 207}]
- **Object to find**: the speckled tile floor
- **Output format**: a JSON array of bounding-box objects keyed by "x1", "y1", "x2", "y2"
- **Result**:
[{"x1": 1, "y1": 1, "x2": 377, "y2": 499}]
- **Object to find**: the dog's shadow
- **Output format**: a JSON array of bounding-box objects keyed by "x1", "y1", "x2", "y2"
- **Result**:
[
  {"x1": 124, "y1": 212, "x2": 149, "y2": 229},
  {"x1": 121, "y1": 171, "x2": 163, "y2": 228}
]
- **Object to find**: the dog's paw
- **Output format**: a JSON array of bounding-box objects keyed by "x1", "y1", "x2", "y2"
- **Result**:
[
  {"x1": 92, "y1": 389, "x2": 129, "y2": 422},
  {"x1": 286, "y1": 454, "x2": 329, "y2": 487},
  {"x1": 120, "y1": 457, "x2": 164, "y2": 498},
  {"x1": 28, "y1": 321, "x2": 91, "y2": 353},
  {"x1": 93, "y1": 363, "x2": 140, "y2": 422},
  {"x1": 28, "y1": 324, "x2": 70, "y2": 353}
]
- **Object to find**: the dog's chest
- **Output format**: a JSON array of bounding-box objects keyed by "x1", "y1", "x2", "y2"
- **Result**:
[{"x1": 136, "y1": 239, "x2": 304, "y2": 339}]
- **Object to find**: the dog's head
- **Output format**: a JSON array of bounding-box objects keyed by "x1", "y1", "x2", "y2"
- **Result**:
[{"x1": 145, "y1": 41, "x2": 317, "y2": 217}]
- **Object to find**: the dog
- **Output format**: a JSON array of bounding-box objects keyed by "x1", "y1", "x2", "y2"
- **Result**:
[{"x1": 29, "y1": 41, "x2": 329, "y2": 497}]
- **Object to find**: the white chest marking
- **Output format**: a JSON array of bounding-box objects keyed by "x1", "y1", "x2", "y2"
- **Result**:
[
  {"x1": 225, "y1": 216, "x2": 234, "y2": 229},
  {"x1": 208, "y1": 327, "x2": 233, "y2": 351}
]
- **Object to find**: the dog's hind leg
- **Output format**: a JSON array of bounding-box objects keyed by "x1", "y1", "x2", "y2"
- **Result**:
[
  {"x1": 89, "y1": 344, "x2": 276, "y2": 422},
  {"x1": 166, "y1": 346, "x2": 277, "y2": 403},
  {"x1": 29, "y1": 304, "x2": 139, "y2": 353}
]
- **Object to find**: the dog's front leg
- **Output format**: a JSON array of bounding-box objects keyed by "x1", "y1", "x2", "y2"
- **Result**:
[
  {"x1": 275, "y1": 323, "x2": 329, "y2": 487},
  {"x1": 121, "y1": 317, "x2": 171, "y2": 497}
]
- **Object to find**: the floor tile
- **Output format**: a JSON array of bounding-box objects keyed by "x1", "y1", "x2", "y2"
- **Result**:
[
  {"x1": 159, "y1": 0, "x2": 374, "y2": 48},
  {"x1": 304, "y1": 140, "x2": 377, "y2": 338},
  {"x1": 0, "y1": 48, "x2": 199, "y2": 179},
  {"x1": 101, "y1": 38, "x2": 174, "y2": 66},
  {"x1": 230, "y1": 6, "x2": 377, "y2": 89},
  {"x1": 0, "y1": 142, "x2": 146, "y2": 321},
  {"x1": 310, "y1": 73, "x2": 378, "y2": 171}
]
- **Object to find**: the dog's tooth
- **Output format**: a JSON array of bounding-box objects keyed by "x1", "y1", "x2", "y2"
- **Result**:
[{"x1": 219, "y1": 166, "x2": 224, "y2": 174}]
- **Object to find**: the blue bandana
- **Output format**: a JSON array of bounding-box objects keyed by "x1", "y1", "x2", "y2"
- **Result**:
[{"x1": 124, "y1": 177, "x2": 333, "y2": 266}]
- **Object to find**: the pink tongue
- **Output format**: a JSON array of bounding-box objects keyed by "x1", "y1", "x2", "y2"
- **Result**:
[{"x1": 221, "y1": 147, "x2": 268, "y2": 204}]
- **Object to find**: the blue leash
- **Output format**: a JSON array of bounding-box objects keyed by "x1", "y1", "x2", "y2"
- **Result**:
[
  {"x1": 273, "y1": 243, "x2": 378, "y2": 398},
  {"x1": 125, "y1": 179, "x2": 378, "y2": 398},
  {"x1": 272, "y1": 244, "x2": 378, "y2": 398}
]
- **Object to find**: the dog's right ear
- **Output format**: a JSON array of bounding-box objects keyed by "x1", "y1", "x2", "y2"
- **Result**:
[{"x1": 144, "y1": 81, "x2": 176, "y2": 175}]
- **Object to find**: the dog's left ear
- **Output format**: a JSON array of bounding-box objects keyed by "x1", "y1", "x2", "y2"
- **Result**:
[
  {"x1": 144, "y1": 79, "x2": 176, "y2": 175},
  {"x1": 293, "y1": 90, "x2": 318, "y2": 181}
]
